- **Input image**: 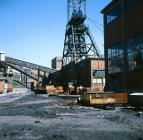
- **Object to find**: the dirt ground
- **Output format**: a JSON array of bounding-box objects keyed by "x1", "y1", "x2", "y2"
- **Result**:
[{"x1": 0, "y1": 89, "x2": 143, "y2": 140}]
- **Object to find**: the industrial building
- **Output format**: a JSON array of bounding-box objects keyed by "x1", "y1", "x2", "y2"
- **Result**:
[
  {"x1": 52, "y1": 58, "x2": 105, "y2": 92},
  {"x1": 102, "y1": 0, "x2": 143, "y2": 92},
  {"x1": 51, "y1": 57, "x2": 63, "y2": 70}
]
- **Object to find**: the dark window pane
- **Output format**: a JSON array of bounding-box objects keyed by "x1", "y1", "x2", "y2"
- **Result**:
[
  {"x1": 127, "y1": 34, "x2": 143, "y2": 70},
  {"x1": 108, "y1": 43, "x2": 123, "y2": 74}
]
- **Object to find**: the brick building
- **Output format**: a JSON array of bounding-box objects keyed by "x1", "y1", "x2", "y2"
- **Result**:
[{"x1": 102, "y1": 0, "x2": 143, "y2": 92}]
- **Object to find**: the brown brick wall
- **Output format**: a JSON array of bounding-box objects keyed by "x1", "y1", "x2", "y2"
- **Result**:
[{"x1": 91, "y1": 60, "x2": 105, "y2": 70}]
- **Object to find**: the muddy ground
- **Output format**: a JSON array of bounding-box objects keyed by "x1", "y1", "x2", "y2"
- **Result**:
[{"x1": 0, "y1": 90, "x2": 143, "y2": 140}]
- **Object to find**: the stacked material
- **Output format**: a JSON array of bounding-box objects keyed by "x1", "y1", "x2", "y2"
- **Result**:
[
  {"x1": 46, "y1": 85, "x2": 56, "y2": 93},
  {"x1": 56, "y1": 86, "x2": 64, "y2": 94},
  {"x1": 46, "y1": 85, "x2": 64, "y2": 95}
]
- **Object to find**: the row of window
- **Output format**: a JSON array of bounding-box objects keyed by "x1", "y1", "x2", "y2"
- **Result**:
[
  {"x1": 127, "y1": 35, "x2": 143, "y2": 70},
  {"x1": 108, "y1": 34, "x2": 143, "y2": 73},
  {"x1": 108, "y1": 44, "x2": 123, "y2": 73},
  {"x1": 92, "y1": 70, "x2": 105, "y2": 78},
  {"x1": 92, "y1": 78, "x2": 105, "y2": 84}
]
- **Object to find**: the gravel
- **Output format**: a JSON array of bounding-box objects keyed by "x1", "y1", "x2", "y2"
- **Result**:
[{"x1": 0, "y1": 89, "x2": 142, "y2": 140}]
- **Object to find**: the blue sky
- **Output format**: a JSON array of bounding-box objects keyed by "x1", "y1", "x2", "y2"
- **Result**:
[{"x1": 0, "y1": 0, "x2": 111, "y2": 67}]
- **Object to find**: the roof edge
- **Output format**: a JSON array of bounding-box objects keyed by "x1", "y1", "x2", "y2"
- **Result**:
[{"x1": 101, "y1": 0, "x2": 118, "y2": 14}]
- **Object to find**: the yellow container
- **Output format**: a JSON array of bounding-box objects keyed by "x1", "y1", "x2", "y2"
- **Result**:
[{"x1": 81, "y1": 92, "x2": 128, "y2": 105}]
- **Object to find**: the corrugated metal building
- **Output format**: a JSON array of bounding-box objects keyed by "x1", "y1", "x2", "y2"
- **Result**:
[
  {"x1": 52, "y1": 58, "x2": 105, "y2": 92},
  {"x1": 102, "y1": 0, "x2": 143, "y2": 92}
]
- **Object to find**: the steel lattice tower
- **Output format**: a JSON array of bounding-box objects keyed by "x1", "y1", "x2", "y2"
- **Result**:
[{"x1": 62, "y1": 0, "x2": 100, "y2": 66}]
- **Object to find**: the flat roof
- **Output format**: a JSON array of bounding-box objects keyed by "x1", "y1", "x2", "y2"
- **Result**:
[
  {"x1": 62, "y1": 57, "x2": 105, "y2": 68},
  {"x1": 101, "y1": 0, "x2": 118, "y2": 14}
]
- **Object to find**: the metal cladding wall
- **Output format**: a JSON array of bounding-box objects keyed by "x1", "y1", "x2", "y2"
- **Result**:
[
  {"x1": 61, "y1": 59, "x2": 91, "y2": 90},
  {"x1": 102, "y1": 0, "x2": 122, "y2": 48},
  {"x1": 125, "y1": 0, "x2": 143, "y2": 90},
  {"x1": 76, "y1": 59, "x2": 91, "y2": 87},
  {"x1": 102, "y1": 0, "x2": 143, "y2": 92},
  {"x1": 52, "y1": 58, "x2": 105, "y2": 91},
  {"x1": 125, "y1": 0, "x2": 143, "y2": 38},
  {"x1": 106, "y1": 18, "x2": 122, "y2": 47},
  {"x1": 127, "y1": 70, "x2": 143, "y2": 90}
]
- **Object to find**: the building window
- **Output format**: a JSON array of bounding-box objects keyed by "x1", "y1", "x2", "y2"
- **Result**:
[
  {"x1": 93, "y1": 78, "x2": 105, "y2": 84},
  {"x1": 108, "y1": 44, "x2": 123, "y2": 74},
  {"x1": 127, "y1": 34, "x2": 143, "y2": 70},
  {"x1": 92, "y1": 70, "x2": 105, "y2": 78},
  {"x1": 108, "y1": 34, "x2": 143, "y2": 74},
  {"x1": 106, "y1": 2, "x2": 121, "y2": 24}
]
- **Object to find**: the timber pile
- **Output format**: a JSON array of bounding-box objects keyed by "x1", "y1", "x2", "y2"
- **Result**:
[
  {"x1": 46, "y1": 85, "x2": 64, "y2": 95},
  {"x1": 56, "y1": 86, "x2": 64, "y2": 94},
  {"x1": 46, "y1": 85, "x2": 56, "y2": 93}
]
